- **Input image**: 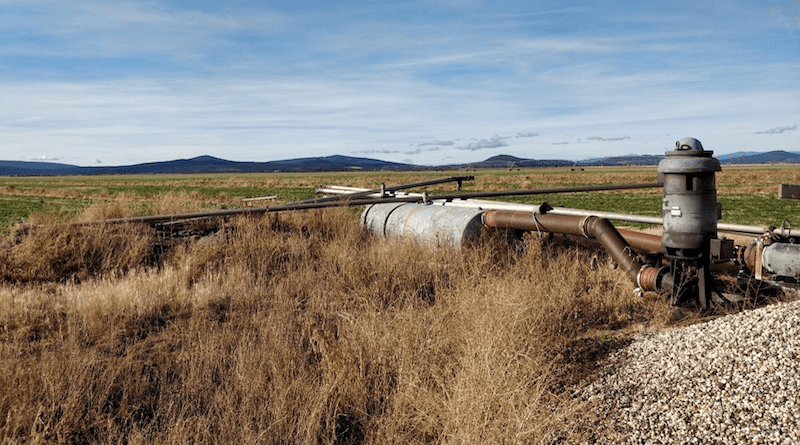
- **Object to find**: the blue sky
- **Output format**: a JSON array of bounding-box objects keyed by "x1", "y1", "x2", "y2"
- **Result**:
[{"x1": 1, "y1": 0, "x2": 798, "y2": 166}]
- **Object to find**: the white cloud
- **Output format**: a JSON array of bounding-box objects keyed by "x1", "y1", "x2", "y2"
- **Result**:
[
  {"x1": 585, "y1": 136, "x2": 631, "y2": 142},
  {"x1": 754, "y1": 125, "x2": 798, "y2": 135},
  {"x1": 418, "y1": 140, "x2": 455, "y2": 146},
  {"x1": 19, "y1": 155, "x2": 61, "y2": 161},
  {"x1": 455, "y1": 135, "x2": 510, "y2": 151}
]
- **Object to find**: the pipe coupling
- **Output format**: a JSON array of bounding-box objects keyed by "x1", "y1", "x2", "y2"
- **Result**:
[
  {"x1": 580, "y1": 215, "x2": 594, "y2": 238},
  {"x1": 637, "y1": 265, "x2": 664, "y2": 292}
]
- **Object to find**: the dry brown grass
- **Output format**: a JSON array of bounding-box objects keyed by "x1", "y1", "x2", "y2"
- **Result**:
[{"x1": 1, "y1": 200, "x2": 678, "y2": 444}]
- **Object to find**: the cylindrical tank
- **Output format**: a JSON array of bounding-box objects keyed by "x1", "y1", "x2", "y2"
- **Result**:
[
  {"x1": 657, "y1": 138, "x2": 722, "y2": 258},
  {"x1": 762, "y1": 243, "x2": 800, "y2": 279},
  {"x1": 361, "y1": 203, "x2": 484, "y2": 248}
]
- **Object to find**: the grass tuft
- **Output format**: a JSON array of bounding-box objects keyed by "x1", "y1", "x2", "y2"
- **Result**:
[{"x1": 0, "y1": 204, "x2": 679, "y2": 444}]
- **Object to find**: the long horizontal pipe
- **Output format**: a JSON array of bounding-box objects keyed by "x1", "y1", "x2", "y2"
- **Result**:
[
  {"x1": 319, "y1": 186, "x2": 775, "y2": 237},
  {"x1": 547, "y1": 207, "x2": 774, "y2": 236},
  {"x1": 317, "y1": 188, "x2": 554, "y2": 213},
  {"x1": 270, "y1": 182, "x2": 663, "y2": 212},
  {"x1": 419, "y1": 182, "x2": 663, "y2": 201},
  {"x1": 75, "y1": 207, "x2": 272, "y2": 226}
]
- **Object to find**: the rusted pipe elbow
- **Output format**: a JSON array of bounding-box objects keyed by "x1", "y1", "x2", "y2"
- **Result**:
[
  {"x1": 483, "y1": 210, "x2": 673, "y2": 293},
  {"x1": 583, "y1": 217, "x2": 641, "y2": 284}
]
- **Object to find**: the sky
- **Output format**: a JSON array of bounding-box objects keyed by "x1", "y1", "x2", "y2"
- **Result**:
[{"x1": 1, "y1": 0, "x2": 798, "y2": 167}]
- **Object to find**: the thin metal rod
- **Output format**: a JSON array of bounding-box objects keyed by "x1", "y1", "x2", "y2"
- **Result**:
[
  {"x1": 318, "y1": 187, "x2": 554, "y2": 213},
  {"x1": 74, "y1": 207, "x2": 271, "y2": 226},
  {"x1": 271, "y1": 182, "x2": 663, "y2": 211},
  {"x1": 73, "y1": 176, "x2": 473, "y2": 226},
  {"x1": 422, "y1": 182, "x2": 662, "y2": 200}
]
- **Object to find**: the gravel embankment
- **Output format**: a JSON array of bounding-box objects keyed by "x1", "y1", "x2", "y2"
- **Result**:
[{"x1": 581, "y1": 299, "x2": 800, "y2": 444}]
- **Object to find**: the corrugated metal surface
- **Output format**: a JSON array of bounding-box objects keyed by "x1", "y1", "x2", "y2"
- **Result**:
[{"x1": 361, "y1": 203, "x2": 484, "y2": 248}]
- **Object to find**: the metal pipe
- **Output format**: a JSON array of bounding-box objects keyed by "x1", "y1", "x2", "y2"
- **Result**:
[
  {"x1": 547, "y1": 207, "x2": 664, "y2": 225},
  {"x1": 420, "y1": 182, "x2": 662, "y2": 200},
  {"x1": 320, "y1": 186, "x2": 769, "y2": 235},
  {"x1": 361, "y1": 203, "x2": 484, "y2": 248},
  {"x1": 738, "y1": 241, "x2": 800, "y2": 279},
  {"x1": 617, "y1": 228, "x2": 663, "y2": 253},
  {"x1": 548, "y1": 207, "x2": 775, "y2": 236},
  {"x1": 763, "y1": 243, "x2": 800, "y2": 279},
  {"x1": 300, "y1": 175, "x2": 475, "y2": 206},
  {"x1": 271, "y1": 182, "x2": 664, "y2": 212},
  {"x1": 74, "y1": 207, "x2": 271, "y2": 226},
  {"x1": 317, "y1": 188, "x2": 554, "y2": 213},
  {"x1": 482, "y1": 210, "x2": 671, "y2": 292}
]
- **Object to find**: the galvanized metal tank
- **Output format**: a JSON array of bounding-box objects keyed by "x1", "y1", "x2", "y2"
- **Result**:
[
  {"x1": 658, "y1": 138, "x2": 722, "y2": 258},
  {"x1": 361, "y1": 203, "x2": 484, "y2": 248},
  {"x1": 763, "y1": 243, "x2": 800, "y2": 279}
]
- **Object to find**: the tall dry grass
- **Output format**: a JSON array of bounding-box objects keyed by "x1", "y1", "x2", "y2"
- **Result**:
[{"x1": 0, "y1": 205, "x2": 672, "y2": 444}]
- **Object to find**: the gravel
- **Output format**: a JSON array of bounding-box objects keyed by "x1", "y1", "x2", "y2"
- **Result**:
[{"x1": 579, "y1": 299, "x2": 800, "y2": 444}]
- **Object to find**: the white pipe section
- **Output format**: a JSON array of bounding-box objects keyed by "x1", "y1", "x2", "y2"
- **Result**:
[
  {"x1": 316, "y1": 187, "x2": 792, "y2": 237},
  {"x1": 316, "y1": 188, "x2": 549, "y2": 213}
]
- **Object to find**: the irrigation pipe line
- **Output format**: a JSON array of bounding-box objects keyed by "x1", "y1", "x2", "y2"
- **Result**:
[
  {"x1": 268, "y1": 182, "x2": 664, "y2": 211},
  {"x1": 317, "y1": 184, "x2": 780, "y2": 237},
  {"x1": 292, "y1": 175, "x2": 475, "y2": 206},
  {"x1": 70, "y1": 181, "x2": 661, "y2": 227}
]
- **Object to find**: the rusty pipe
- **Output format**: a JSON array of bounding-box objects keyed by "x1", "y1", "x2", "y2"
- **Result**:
[
  {"x1": 617, "y1": 229, "x2": 663, "y2": 253},
  {"x1": 482, "y1": 210, "x2": 671, "y2": 293}
]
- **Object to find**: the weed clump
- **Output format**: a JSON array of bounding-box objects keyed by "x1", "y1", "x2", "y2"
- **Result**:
[
  {"x1": 0, "y1": 222, "x2": 156, "y2": 283},
  {"x1": 0, "y1": 207, "x2": 669, "y2": 444}
]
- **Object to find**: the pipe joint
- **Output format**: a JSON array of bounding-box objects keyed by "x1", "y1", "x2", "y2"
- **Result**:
[
  {"x1": 637, "y1": 266, "x2": 671, "y2": 293},
  {"x1": 580, "y1": 215, "x2": 594, "y2": 238}
]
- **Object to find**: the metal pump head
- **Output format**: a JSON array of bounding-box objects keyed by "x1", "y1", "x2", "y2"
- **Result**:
[
  {"x1": 658, "y1": 137, "x2": 725, "y2": 306},
  {"x1": 675, "y1": 137, "x2": 704, "y2": 153}
]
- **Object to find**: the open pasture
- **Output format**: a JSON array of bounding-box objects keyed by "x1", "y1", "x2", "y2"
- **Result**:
[
  {"x1": 2, "y1": 164, "x2": 799, "y2": 231},
  {"x1": 0, "y1": 164, "x2": 798, "y2": 444}
]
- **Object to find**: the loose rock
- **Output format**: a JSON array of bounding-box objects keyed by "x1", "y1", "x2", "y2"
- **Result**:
[{"x1": 578, "y1": 300, "x2": 800, "y2": 444}]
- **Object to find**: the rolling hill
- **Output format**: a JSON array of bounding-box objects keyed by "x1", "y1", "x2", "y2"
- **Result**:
[{"x1": 2, "y1": 150, "x2": 799, "y2": 176}]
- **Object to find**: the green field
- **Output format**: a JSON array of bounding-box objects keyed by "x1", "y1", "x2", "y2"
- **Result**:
[{"x1": 2, "y1": 165, "x2": 799, "y2": 232}]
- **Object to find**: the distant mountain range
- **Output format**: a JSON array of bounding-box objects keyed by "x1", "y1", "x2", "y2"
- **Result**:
[
  {"x1": 2, "y1": 150, "x2": 799, "y2": 176},
  {"x1": 0, "y1": 155, "x2": 417, "y2": 176}
]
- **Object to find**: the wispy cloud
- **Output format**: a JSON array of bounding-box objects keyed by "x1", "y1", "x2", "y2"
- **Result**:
[
  {"x1": 351, "y1": 149, "x2": 400, "y2": 155},
  {"x1": 455, "y1": 135, "x2": 510, "y2": 151},
  {"x1": 418, "y1": 140, "x2": 455, "y2": 146},
  {"x1": 19, "y1": 155, "x2": 61, "y2": 161},
  {"x1": 585, "y1": 136, "x2": 631, "y2": 142},
  {"x1": 754, "y1": 125, "x2": 797, "y2": 135}
]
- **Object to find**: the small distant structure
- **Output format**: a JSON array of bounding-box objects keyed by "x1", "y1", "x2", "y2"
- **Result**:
[
  {"x1": 778, "y1": 184, "x2": 800, "y2": 200},
  {"x1": 242, "y1": 195, "x2": 278, "y2": 207}
]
